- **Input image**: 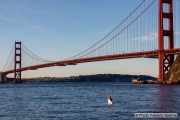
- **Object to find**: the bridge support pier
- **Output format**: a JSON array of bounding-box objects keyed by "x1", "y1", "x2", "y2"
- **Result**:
[
  {"x1": 158, "y1": 0, "x2": 174, "y2": 82},
  {"x1": 14, "y1": 41, "x2": 22, "y2": 83},
  {"x1": 0, "y1": 73, "x2": 6, "y2": 83}
]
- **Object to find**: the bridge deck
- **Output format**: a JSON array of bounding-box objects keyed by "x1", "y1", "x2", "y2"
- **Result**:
[{"x1": 2, "y1": 48, "x2": 180, "y2": 75}]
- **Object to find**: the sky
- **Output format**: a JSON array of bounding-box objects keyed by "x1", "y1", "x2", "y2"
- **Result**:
[{"x1": 0, "y1": 0, "x2": 159, "y2": 78}]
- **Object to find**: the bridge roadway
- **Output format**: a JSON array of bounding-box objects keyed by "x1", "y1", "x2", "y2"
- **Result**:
[{"x1": 2, "y1": 48, "x2": 180, "y2": 75}]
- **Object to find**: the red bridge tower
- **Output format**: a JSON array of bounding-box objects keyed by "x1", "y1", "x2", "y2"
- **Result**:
[
  {"x1": 158, "y1": 0, "x2": 174, "y2": 82},
  {"x1": 14, "y1": 41, "x2": 22, "y2": 83}
]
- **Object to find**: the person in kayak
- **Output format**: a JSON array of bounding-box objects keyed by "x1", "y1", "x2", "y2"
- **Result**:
[
  {"x1": 108, "y1": 93, "x2": 113, "y2": 105},
  {"x1": 109, "y1": 93, "x2": 112, "y2": 101}
]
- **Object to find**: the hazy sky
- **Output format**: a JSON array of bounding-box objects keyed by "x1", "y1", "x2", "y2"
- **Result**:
[{"x1": 0, "y1": 0, "x2": 159, "y2": 78}]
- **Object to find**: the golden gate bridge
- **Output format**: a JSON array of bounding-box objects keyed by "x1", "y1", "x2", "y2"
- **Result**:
[{"x1": 1, "y1": 0, "x2": 180, "y2": 83}]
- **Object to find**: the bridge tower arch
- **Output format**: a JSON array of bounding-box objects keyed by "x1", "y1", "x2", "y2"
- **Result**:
[
  {"x1": 14, "y1": 41, "x2": 22, "y2": 83},
  {"x1": 158, "y1": 0, "x2": 174, "y2": 82}
]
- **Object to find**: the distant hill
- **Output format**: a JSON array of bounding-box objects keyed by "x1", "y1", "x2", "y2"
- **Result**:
[{"x1": 19, "y1": 74, "x2": 157, "y2": 83}]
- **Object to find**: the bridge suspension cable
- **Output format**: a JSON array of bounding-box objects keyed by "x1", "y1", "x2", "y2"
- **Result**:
[
  {"x1": 1, "y1": 45, "x2": 15, "y2": 72},
  {"x1": 1, "y1": 43, "x2": 56, "y2": 72},
  {"x1": 67, "y1": 0, "x2": 157, "y2": 60},
  {"x1": 1, "y1": 0, "x2": 180, "y2": 76},
  {"x1": 174, "y1": 0, "x2": 180, "y2": 48},
  {"x1": 21, "y1": 43, "x2": 55, "y2": 68},
  {"x1": 22, "y1": 43, "x2": 54, "y2": 62}
]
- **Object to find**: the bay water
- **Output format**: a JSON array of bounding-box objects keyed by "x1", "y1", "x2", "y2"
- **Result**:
[{"x1": 0, "y1": 82, "x2": 179, "y2": 120}]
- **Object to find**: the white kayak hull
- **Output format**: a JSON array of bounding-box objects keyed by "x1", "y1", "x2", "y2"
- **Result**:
[{"x1": 108, "y1": 98, "x2": 113, "y2": 105}]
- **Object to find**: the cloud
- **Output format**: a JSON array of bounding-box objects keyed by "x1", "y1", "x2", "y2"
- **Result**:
[
  {"x1": 0, "y1": 0, "x2": 31, "y2": 22},
  {"x1": 0, "y1": 0, "x2": 31, "y2": 13},
  {"x1": 23, "y1": 22, "x2": 43, "y2": 31},
  {"x1": 98, "y1": 31, "x2": 109, "y2": 36},
  {"x1": 130, "y1": 31, "x2": 179, "y2": 42},
  {"x1": 51, "y1": 34, "x2": 59, "y2": 38},
  {"x1": 131, "y1": 31, "x2": 158, "y2": 41},
  {"x1": 175, "y1": 32, "x2": 180, "y2": 35},
  {"x1": 0, "y1": 14, "x2": 12, "y2": 21}
]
